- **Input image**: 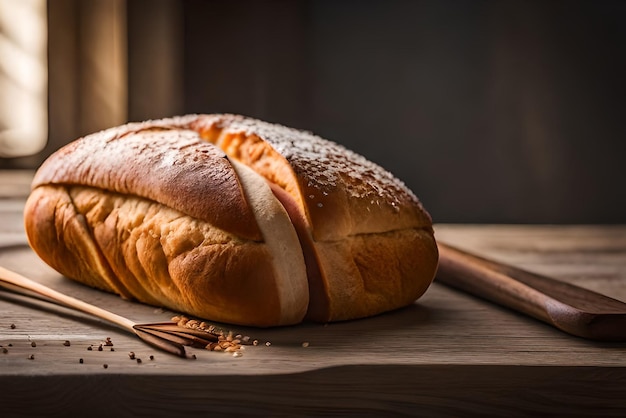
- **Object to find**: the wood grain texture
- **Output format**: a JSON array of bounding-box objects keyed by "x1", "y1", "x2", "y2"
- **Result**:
[
  {"x1": 3, "y1": 367, "x2": 626, "y2": 417},
  {"x1": 1, "y1": 171, "x2": 626, "y2": 415}
]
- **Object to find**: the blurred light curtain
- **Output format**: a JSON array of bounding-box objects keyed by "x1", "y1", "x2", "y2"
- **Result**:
[
  {"x1": 0, "y1": 0, "x2": 47, "y2": 157},
  {"x1": 0, "y1": 0, "x2": 129, "y2": 162}
]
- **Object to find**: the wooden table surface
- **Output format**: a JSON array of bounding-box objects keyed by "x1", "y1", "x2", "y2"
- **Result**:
[{"x1": 1, "y1": 170, "x2": 626, "y2": 416}]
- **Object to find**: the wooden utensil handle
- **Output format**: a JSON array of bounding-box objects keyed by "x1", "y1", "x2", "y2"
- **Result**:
[
  {"x1": 436, "y1": 242, "x2": 626, "y2": 341},
  {"x1": 0, "y1": 265, "x2": 136, "y2": 332}
]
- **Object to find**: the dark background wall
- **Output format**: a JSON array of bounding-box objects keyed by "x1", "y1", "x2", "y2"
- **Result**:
[
  {"x1": 4, "y1": 0, "x2": 626, "y2": 225},
  {"x1": 177, "y1": 0, "x2": 626, "y2": 224}
]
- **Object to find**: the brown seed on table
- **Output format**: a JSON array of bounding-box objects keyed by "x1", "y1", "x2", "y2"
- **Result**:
[
  {"x1": 149, "y1": 355, "x2": 154, "y2": 360},
  {"x1": 97, "y1": 344, "x2": 103, "y2": 351},
  {"x1": 28, "y1": 354, "x2": 34, "y2": 360},
  {"x1": 128, "y1": 351, "x2": 135, "y2": 359},
  {"x1": 87, "y1": 346, "x2": 93, "y2": 351},
  {"x1": 79, "y1": 358, "x2": 84, "y2": 364},
  {"x1": 110, "y1": 347, "x2": 115, "y2": 352},
  {"x1": 103, "y1": 364, "x2": 108, "y2": 369},
  {"x1": 10, "y1": 324, "x2": 16, "y2": 329},
  {"x1": 136, "y1": 358, "x2": 142, "y2": 364},
  {"x1": 2, "y1": 347, "x2": 8, "y2": 354},
  {"x1": 63, "y1": 340, "x2": 71, "y2": 346},
  {"x1": 31, "y1": 342, "x2": 36, "y2": 347}
]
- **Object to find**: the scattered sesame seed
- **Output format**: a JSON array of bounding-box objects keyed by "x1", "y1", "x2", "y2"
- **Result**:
[
  {"x1": 232, "y1": 351, "x2": 243, "y2": 358},
  {"x1": 63, "y1": 340, "x2": 71, "y2": 346},
  {"x1": 265, "y1": 341, "x2": 272, "y2": 347},
  {"x1": 302, "y1": 342, "x2": 310, "y2": 348}
]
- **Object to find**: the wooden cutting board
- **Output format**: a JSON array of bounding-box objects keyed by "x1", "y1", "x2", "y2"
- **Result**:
[{"x1": 1, "y1": 170, "x2": 626, "y2": 416}]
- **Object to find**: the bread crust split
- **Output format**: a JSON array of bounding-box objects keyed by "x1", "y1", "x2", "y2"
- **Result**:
[{"x1": 24, "y1": 114, "x2": 439, "y2": 327}]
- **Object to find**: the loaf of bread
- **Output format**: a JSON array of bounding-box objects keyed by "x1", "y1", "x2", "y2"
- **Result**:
[{"x1": 24, "y1": 114, "x2": 438, "y2": 326}]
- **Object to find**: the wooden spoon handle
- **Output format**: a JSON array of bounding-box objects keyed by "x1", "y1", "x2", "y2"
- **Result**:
[
  {"x1": 0, "y1": 265, "x2": 136, "y2": 332},
  {"x1": 436, "y1": 242, "x2": 626, "y2": 341}
]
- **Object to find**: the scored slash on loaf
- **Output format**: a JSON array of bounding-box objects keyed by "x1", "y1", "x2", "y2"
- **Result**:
[{"x1": 23, "y1": 114, "x2": 439, "y2": 327}]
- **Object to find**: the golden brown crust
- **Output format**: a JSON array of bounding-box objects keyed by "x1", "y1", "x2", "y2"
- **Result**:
[
  {"x1": 25, "y1": 114, "x2": 439, "y2": 326},
  {"x1": 189, "y1": 114, "x2": 432, "y2": 240},
  {"x1": 31, "y1": 122, "x2": 262, "y2": 241},
  {"x1": 311, "y1": 228, "x2": 438, "y2": 322},
  {"x1": 188, "y1": 114, "x2": 438, "y2": 322},
  {"x1": 24, "y1": 186, "x2": 129, "y2": 297},
  {"x1": 24, "y1": 185, "x2": 286, "y2": 327}
]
